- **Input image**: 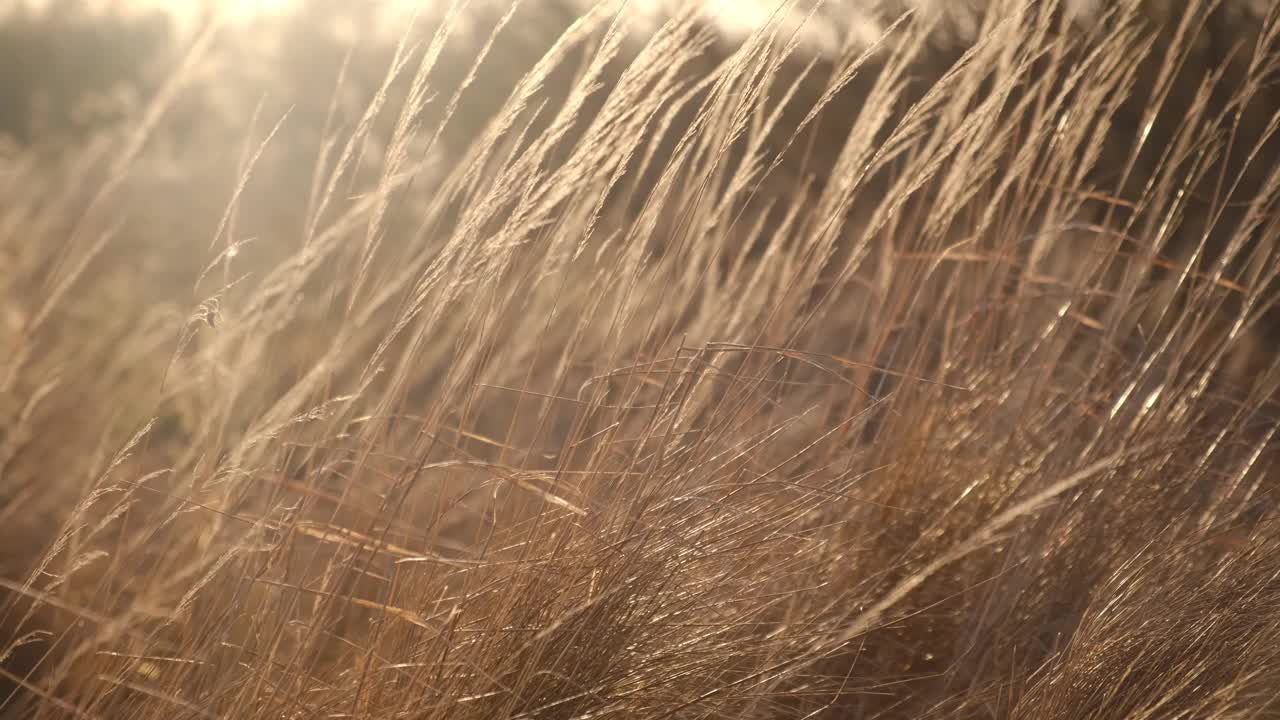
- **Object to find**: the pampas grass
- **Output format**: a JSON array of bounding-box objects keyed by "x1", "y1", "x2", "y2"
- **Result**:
[{"x1": 2, "y1": 0, "x2": 1280, "y2": 717}]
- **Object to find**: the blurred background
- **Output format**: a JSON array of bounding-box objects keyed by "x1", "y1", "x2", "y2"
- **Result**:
[{"x1": 0, "y1": 0, "x2": 1122, "y2": 150}]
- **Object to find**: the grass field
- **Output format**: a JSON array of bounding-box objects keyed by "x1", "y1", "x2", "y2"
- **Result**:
[{"x1": 2, "y1": 1, "x2": 1280, "y2": 717}]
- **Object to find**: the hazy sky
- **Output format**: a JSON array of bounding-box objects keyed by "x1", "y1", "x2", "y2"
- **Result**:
[{"x1": 23, "y1": 0, "x2": 879, "y2": 58}]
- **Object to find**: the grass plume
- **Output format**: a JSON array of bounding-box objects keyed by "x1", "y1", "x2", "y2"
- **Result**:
[{"x1": 2, "y1": 0, "x2": 1280, "y2": 717}]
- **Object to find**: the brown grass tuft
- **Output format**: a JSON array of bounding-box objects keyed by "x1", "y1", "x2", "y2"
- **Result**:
[{"x1": 3, "y1": 0, "x2": 1280, "y2": 717}]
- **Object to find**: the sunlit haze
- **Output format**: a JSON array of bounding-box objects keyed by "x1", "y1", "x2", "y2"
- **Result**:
[{"x1": 21, "y1": 0, "x2": 875, "y2": 56}]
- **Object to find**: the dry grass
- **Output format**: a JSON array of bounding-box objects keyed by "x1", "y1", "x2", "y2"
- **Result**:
[{"x1": 2, "y1": 0, "x2": 1280, "y2": 717}]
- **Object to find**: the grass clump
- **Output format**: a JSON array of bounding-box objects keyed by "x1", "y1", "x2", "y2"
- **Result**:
[{"x1": 2, "y1": 1, "x2": 1280, "y2": 718}]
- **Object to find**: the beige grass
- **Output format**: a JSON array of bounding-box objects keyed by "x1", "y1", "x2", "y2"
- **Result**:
[{"x1": 2, "y1": 0, "x2": 1280, "y2": 717}]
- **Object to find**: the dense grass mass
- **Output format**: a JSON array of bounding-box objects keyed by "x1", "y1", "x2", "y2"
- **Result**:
[{"x1": 3, "y1": 0, "x2": 1280, "y2": 717}]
